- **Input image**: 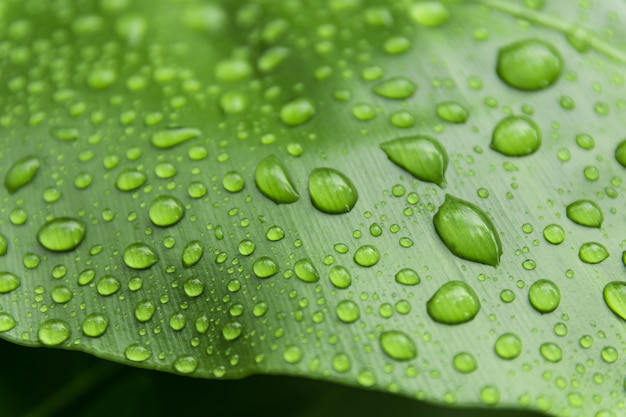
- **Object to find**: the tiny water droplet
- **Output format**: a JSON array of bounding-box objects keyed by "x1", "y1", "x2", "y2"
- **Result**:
[
  {"x1": 495, "y1": 333, "x2": 522, "y2": 359},
  {"x1": 490, "y1": 116, "x2": 541, "y2": 157},
  {"x1": 381, "y1": 136, "x2": 448, "y2": 186},
  {"x1": 309, "y1": 168, "x2": 358, "y2": 214},
  {"x1": 115, "y1": 169, "x2": 147, "y2": 191},
  {"x1": 395, "y1": 268, "x2": 420, "y2": 286},
  {"x1": 253, "y1": 256, "x2": 279, "y2": 279},
  {"x1": 336, "y1": 300, "x2": 360, "y2": 323},
  {"x1": 436, "y1": 101, "x2": 468, "y2": 124},
  {"x1": 353, "y1": 245, "x2": 380, "y2": 267},
  {"x1": 528, "y1": 279, "x2": 560, "y2": 314},
  {"x1": 280, "y1": 98, "x2": 315, "y2": 126},
  {"x1": 82, "y1": 313, "x2": 109, "y2": 337},
  {"x1": 4, "y1": 155, "x2": 40, "y2": 193},
  {"x1": 373, "y1": 77, "x2": 416, "y2": 99},
  {"x1": 578, "y1": 242, "x2": 609, "y2": 264},
  {"x1": 497, "y1": 39, "x2": 562, "y2": 91},
  {"x1": 603, "y1": 282, "x2": 626, "y2": 321},
  {"x1": 37, "y1": 319, "x2": 71, "y2": 346},
  {"x1": 566, "y1": 200, "x2": 603, "y2": 228},
  {"x1": 255, "y1": 155, "x2": 299, "y2": 204},
  {"x1": 380, "y1": 330, "x2": 417, "y2": 361},
  {"x1": 0, "y1": 272, "x2": 20, "y2": 294},
  {"x1": 149, "y1": 195, "x2": 185, "y2": 227},
  {"x1": 433, "y1": 195, "x2": 502, "y2": 267},
  {"x1": 294, "y1": 258, "x2": 319, "y2": 283},
  {"x1": 37, "y1": 217, "x2": 86, "y2": 252},
  {"x1": 543, "y1": 224, "x2": 565, "y2": 245},
  {"x1": 123, "y1": 243, "x2": 159, "y2": 269},
  {"x1": 151, "y1": 127, "x2": 200, "y2": 149},
  {"x1": 182, "y1": 240, "x2": 203, "y2": 268},
  {"x1": 427, "y1": 281, "x2": 481, "y2": 325}
]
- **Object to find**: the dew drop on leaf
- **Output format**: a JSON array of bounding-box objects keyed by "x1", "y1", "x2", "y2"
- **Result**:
[
  {"x1": 151, "y1": 127, "x2": 200, "y2": 149},
  {"x1": 82, "y1": 313, "x2": 109, "y2": 337},
  {"x1": 614, "y1": 139, "x2": 626, "y2": 168},
  {"x1": 77, "y1": 269, "x2": 96, "y2": 286},
  {"x1": 123, "y1": 243, "x2": 159, "y2": 270},
  {"x1": 0, "y1": 272, "x2": 20, "y2": 294},
  {"x1": 96, "y1": 275, "x2": 121, "y2": 296},
  {"x1": 148, "y1": 195, "x2": 185, "y2": 227},
  {"x1": 496, "y1": 39, "x2": 563, "y2": 91},
  {"x1": 540, "y1": 342, "x2": 563, "y2": 363},
  {"x1": 4, "y1": 155, "x2": 40, "y2": 194},
  {"x1": 336, "y1": 300, "x2": 360, "y2": 323},
  {"x1": 453, "y1": 352, "x2": 478, "y2": 373},
  {"x1": 183, "y1": 277, "x2": 204, "y2": 298},
  {"x1": 283, "y1": 346, "x2": 303, "y2": 364},
  {"x1": 115, "y1": 169, "x2": 147, "y2": 191},
  {"x1": 0, "y1": 233, "x2": 7, "y2": 256},
  {"x1": 409, "y1": 2, "x2": 449, "y2": 27},
  {"x1": 332, "y1": 353, "x2": 352, "y2": 373},
  {"x1": 395, "y1": 268, "x2": 421, "y2": 286},
  {"x1": 427, "y1": 281, "x2": 481, "y2": 325},
  {"x1": 381, "y1": 136, "x2": 448, "y2": 187},
  {"x1": 294, "y1": 258, "x2": 320, "y2": 283},
  {"x1": 566, "y1": 200, "x2": 603, "y2": 228},
  {"x1": 182, "y1": 240, "x2": 203, "y2": 268},
  {"x1": 380, "y1": 330, "x2": 417, "y2": 361},
  {"x1": 436, "y1": 101, "x2": 469, "y2": 124},
  {"x1": 603, "y1": 282, "x2": 626, "y2": 321},
  {"x1": 51, "y1": 285, "x2": 72, "y2": 303},
  {"x1": 490, "y1": 116, "x2": 541, "y2": 157},
  {"x1": 255, "y1": 155, "x2": 299, "y2": 204},
  {"x1": 37, "y1": 319, "x2": 71, "y2": 346},
  {"x1": 480, "y1": 385, "x2": 501, "y2": 406},
  {"x1": 174, "y1": 355, "x2": 198, "y2": 374},
  {"x1": 134, "y1": 300, "x2": 156, "y2": 322},
  {"x1": 433, "y1": 195, "x2": 502, "y2": 267},
  {"x1": 495, "y1": 333, "x2": 522, "y2": 360},
  {"x1": 528, "y1": 279, "x2": 561, "y2": 314},
  {"x1": 0, "y1": 312, "x2": 17, "y2": 332},
  {"x1": 124, "y1": 344, "x2": 152, "y2": 362},
  {"x1": 578, "y1": 242, "x2": 609, "y2": 264},
  {"x1": 353, "y1": 245, "x2": 380, "y2": 267},
  {"x1": 252, "y1": 256, "x2": 279, "y2": 279},
  {"x1": 329, "y1": 266, "x2": 352, "y2": 289},
  {"x1": 222, "y1": 171, "x2": 245, "y2": 193},
  {"x1": 280, "y1": 98, "x2": 315, "y2": 126},
  {"x1": 308, "y1": 167, "x2": 358, "y2": 214},
  {"x1": 543, "y1": 224, "x2": 565, "y2": 245},
  {"x1": 37, "y1": 217, "x2": 86, "y2": 252},
  {"x1": 372, "y1": 77, "x2": 417, "y2": 99}
]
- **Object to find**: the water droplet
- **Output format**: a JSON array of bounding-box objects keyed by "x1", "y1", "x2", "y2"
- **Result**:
[
  {"x1": 265, "y1": 225, "x2": 285, "y2": 241},
  {"x1": 436, "y1": 101, "x2": 469, "y2": 124},
  {"x1": 497, "y1": 39, "x2": 562, "y2": 91},
  {"x1": 336, "y1": 300, "x2": 360, "y2": 323},
  {"x1": 82, "y1": 313, "x2": 109, "y2": 337},
  {"x1": 283, "y1": 346, "x2": 303, "y2": 364},
  {"x1": 124, "y1": 344, "x2": 152, "y2": 362},
  {"x1": 332, "y1": 353, "x2": 352, "y2": 373},
  {"x1": 280, "y1": 98, "x2": 315, "y2": 126},
  {"x1": 395, "y1": 268, "x2": 420, "y2": 286},
  {"x1": 601, "y1": 346, "x2": 618, "y2": 363},
  {"x1": 222, "y1": 171, "x2": 245, "y2": 193},
  {"x1": 253, "y1": 257, "x2": 279, "y2": 279},
  {"x1": 87, "y1": 68, "x2": 117, "y2": 89},
  {"x1": 427, "y1": 281, "x2": 481, "y2": 325},
  {"x1": 576, "y1": 133, "x2": 595, "y2": 150},
  {"x1": 566, "y1": 200, "x2": 603, "y2": 228},
  {"x1": 529, "y1": 279, "x2": 560, "y2": 314},
  {"x1": 353, "y1": 245, "x2": 380, "y2": 267},
  {"x1": 480, "y1": 386, "x2": 501, "y2": 405},
  {"x1": 237, "y1": 239, "x2": 256, "y2": 256},
  {"x1": 135, "y1": 300, "x2": 156, "y2": 322},
  {"x1": 603, "y1": 282, "x2": 626, "y2": 321},
  {"x1": 453, "y1": 352, "x2": 478, "y2": 373},
  {"x1": 380, "y1": 330, "x2": 417, "y2": 361},
  {"x1": 615, "y1": 139, "x2": 626, "y2": 168},
  {"x1": 4, "y1": 155, "x2": 40, "y2": 193},
  {"x1": 37, "y1": 217, "x2": 86, "y2": 252},
  {"x1": 490, "y1": 116, "x2": 541, "y2": 157},
  {"x1": 329, "y1": 266, "x2": 352, "y2": 289},
  {"x1": 352, "y1": 103, "x2": 376, "y2": 121},
  {"x1": 123, "y1": 243, "x2": 159, "y2": 269},
  {"x1": 308, "y1": 168, "x2": 358, "y2": 214},
  {"x1": 97, "y1": 275, "x2": 121, "y2": 296},
  {"x1": 433, "y1": 195, "x2": 502, "y2": 266},
  {"x1": 0, "y1": 313, "x2": 16, "y2": 332},
  {"x1": 294, "y1": 258, "x2": 319, "y2": 283},
  {"x1": 169, "y1": 312, "x2": 187, "y2": 331},
  {"x1": 182, "y1": 240, "x2": 203, "y2": 268},
  {"x1": 500, "y1": 289, "x2": 515, "y2": 303},
  {"x1": 115, "y1": 169, "x2": 147, "y2": 191},
  {"x1": 255, "y1": 155, "x2": 299, "y2": 204},
  {"x1": 579, "y1": 242, "x2": 609, "y2": 264},
  {"x1": 51, "y1": 285, "x2": 73, "y2": 304},
  {"x1": 149, "y1": 195, "x2": 185, "y2": 227},
  {"x1": 37, "y1": 319, "x2": 71, "y2": 346},
  {"x1": 220, "y1": 91, "x2": 248, "y2": 114},
  {"x1": 543, "y1": 224, "x2": 565, "y2": 245},
  {"x1": 381, "y1": 136, "x2": 448, "y2": 186},
  {"x1": 151, "y1": 127, "x2": 200, "y2": 149},
  {"x1": 0, "y1": 272, "x2": 20, "y2": 294},
  {"x1": 495, "y1": 333, "x2": 522, "y2": 359},
  {"x1": 540, "y1": 342, "x2": 563, "y2": 362},
  {"x1": 373, "y1": 77, "x2": 416, "y2": 99},
  {"x1": 0, "y1": 234, "x2": 7, "y2": 256},
  {"x1": 183, "y1": 277, "x2": 204, "y2": 298}
]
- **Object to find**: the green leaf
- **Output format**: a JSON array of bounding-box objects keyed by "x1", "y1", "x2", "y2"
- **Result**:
[{"x1": 1, "y1": 1, "x2": 625, "y2": 416}]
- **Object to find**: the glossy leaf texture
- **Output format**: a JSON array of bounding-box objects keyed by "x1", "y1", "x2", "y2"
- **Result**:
[{"x1": 0, "y1": 1, "x2": 625, "y2": 416}]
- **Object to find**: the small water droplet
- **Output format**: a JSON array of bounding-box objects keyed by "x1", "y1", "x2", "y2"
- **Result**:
[
  {"x1": 495, "y1": 333, "x2": 522, "y2": 359},
  {"x1": 336, "y1": 300, "x2": 360, "y2": 323},
  {"x1": 265, "y1": 225, "x2": 285, "y2": 241},
  {"x1": 566, "y1": 200, "x2": 603, "y2": 228},
  {"x1": 151, "y1": 127, "x2": 200, "y2": 149},
  {"x1": 578, "y1": 242, "x2": 609, "y2": 264},
  {"x1": 353, "y1": 245, "x2": 380, "y2": 267},
  {"x1": 4, "y1": 155, "x2": 40, "y2": 193},
  {"x1": 174, "y1": 355, "x2": 198, "y2": 374},
  {"x1": 603, "y1": 282, "x2": 626, "y2": 321},
  {"x1": 543, "y1": 224, "x2": 565, "y2": 245},
  {"x1": 497, "y1": 39, "x2": 562, "y2": 91},
  {"x1": 123, "y1": 243, "x2": 159, "y2": 269},
  {"x1": 409, "y1": 2, "x2": 449, "y2": 27},
  {"x1": 294, "y1": 258, "x2": 319, "y2": 283},
  {"x1": 37, "y1": 218, "x2": 86, "y2": 252},
  {"x1": 222, "y1": 171, "x2": 245, "y2": 193},
  {"x1": 540, "y1": 342, "x2": 563, "y2": 362},
  {"x1": 427, "y1": 281, "x2": 481, "y2": 325},
  {"x1": 373, "y1": 77, "x2": 416, "y2": 99},
  {"x1": 576, "y1": 133, "x2": 595, "y2": 150},
  {"x1": 436, "y1": 101, "x2": 468, "y2": 124},
  {"x1": 51, "y1": 285, "x2": 72, "y2": 303},
  {"x1": 380, "y1": 330, "x2": 417, "y2": 361},
  {"x1": 480, "y1": 385, "x2": 501, "y2": 405},
  {"x1": 96, "y1": 275, "x2": 121, "y2": 296},
  {"x1": 280, "y1": 98, "x2": 315, "y2": 126},
  {"x1": 182, "y1": 240, "x2": 203, "y2": 268},
  {"x1": 395, "y1": 268, "x2": 420, "y2": 286},
  {"x1": 283, "y1": 345, "x2": 303, "y2": 364},
  {"x1": 453, "y1": 352, "x2": 478, "y2": 373},
  {"x1": 0, "y1": 272, "x2": 20, "y2": 294},
  {"x1": 82, "y1": 313, "x2": 109, "y2": 337},
  {"x1": 149, "y1": 195, "x2": 185, "y2": 227},
  {"x1": 237, "y1": 239, "x2": 256, "y2": 256},
  {"x1": 255, "y1": 155, "x2": 299, "y2": 204},
  {"x1": 135, "y1": 300, "x2": 156, "y2": 322},
  {"x1": 433, "y1": 195, "x2": 502, "y2": 267},
  {"x1": 309, "y1": 168, "x2": 358, "y2": 214},
  {"x1": 528, "y1": 279, "x2": 560, "y2": 314},
  {"x1": 329, "y1": 266, "x2": 352, "y2": 289},
  {"x1": 381, "y1": 136, "x2": 448, "y2": 186},
  {"x1": 115, "y1": 169, "x2": 147, "y2": 191},
  {"x1": 37, "y1": 319, "x2": 71, "y2": 346},
  {"x1": 253, "y1": 257, "x2": 279, "y2": 278},
  {"x1": 0, "y1": 313, "x2": 16, "y2": 332},
  {"x1": 124, "y1": 344, "x2": 152, "y2": 362},
  {"x1": 490, "y1": 116, "x2": 541, "y2": 157}
]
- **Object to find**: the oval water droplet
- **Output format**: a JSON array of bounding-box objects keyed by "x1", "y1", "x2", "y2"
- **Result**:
[
  {"x1": 182, "y1": 240, "x2": 203, "y2": 268},
  {"x1": 123, "y1": 243, "x2": 159, "y2": 269},
  {"x1": 436, "y1": 101, "x2": 469, "y2": 124},
  {"x1": 149, "y1": 195, "x2": 185, "y2": 227},
  {"x1": 353, "y1": 245, "x2": 380, "y2": 267},
  {"x1": 280, "y1": 98, "x2": 315, "y2": 126},
  {"x1": 497, "y1": 39, "x2": 563, "y2": 91},
  {"x1": 528, "y1": 279, "x2": 560, "y2": 314},
  {"x1": 373, "y1": 77, "x2": 416, "y2": 99},
  {"x1": 579, "y1": 242, "x2": 609, "y2": 264},
  {"x1": 540, "y1": 342, "x2": 563, "y2": 363},
  {"x1": 409, "y1": 2, "x2": 449, "y2": 27},
  {"x1": 183, "y1": 277, "x2": 205, "y2": 298},
  {"x1": 255, "y1": 155, "x2": 299, "y2": 204},
  {"x1": 174, "y1": 355, "x2": 198, "y2": 374},
  {"x1": 124, "y1": 344, "x2": 152, "y2": 362},
  {"x1": 614, "y1": 139, "x2": 626, "y2": 168},
  {"x1": 115, "y1": 169, "x2": 147, "y2": 191},
  {"x1": 490, "y1": 116, "x2": 541, "y2": 157},
  {"x1": 0, "y1": 272, "x2": 20, "y2": 294},
  {"x1": 308, "y1": 167, "x2": 358, "y2": 214},
  {"x1": 222, "y1": 322, "x2": 243, "y2": 341},
  {"x1": 495, "y1": 333, "x2": 522, "y2": 360},
  {"x1": 37, "y1": 217, "x2": 86, "y2": 252},
  {"x1": 427, "y1": 281, "x2": 480, "y2": 325},
  {"x1": 82, "y1": 313, "x2": 109, "y2": 337},
  {"x1": 97, "y1": 275, "x2": 121, "y2": 296},
  {"x1": 433, "y1": 195, "x2": 502, "y2": 267},
  {"x1": 135, "y1": 300, "x2": 156, "y2": 322},
  {"x1": 336, "y1": 300, "x2": 360, "y2": 323},
  {"x1": 0, "y1": 312, "x2": 16, "y2": 332},
  {"x1": 566, "y1": 200, "x2": 603, "y2": 228},
  {"x1": 253, "y1": 256, "x2": 279, "y2": 279},
  {"x1": 283, "y1": 346, "x2": 303, "y2": 364},
  {"x1": 151, "y1": 127, "x2": 200, "y2": 149},
  {"x1": 222, "y1": 171, "x2": 245, "y2": 193},
  {"x1": 395, "y1": 268, "x2": 421, "y2": 286},
  {"x1": 453, "y1": 352, "x2": 478, "y2": 373},
  {"x1": 294, "y1": 258, "x2": 319, "y2": 283},
  {"x1": 4, "y1": 155, "x2": 40, "y2": 194},
  {"x1": 329, "y1": 266, "x2": 352, "y2": 289},
  {"x1": 603, "y1": 282, "x2": 626, "y2": 321},
  {"x1": 381, "y1": 136, "x2": 448, "y2": 186},
  {"x1": 543, "y1": 224, "x2": 565, "y2": 245},
  {"x1": 380, "y1": 330, "x2": 417, "y2": 361},
  {"x1": 37, "y1": 319, "x2": 71, "y2": 346}
]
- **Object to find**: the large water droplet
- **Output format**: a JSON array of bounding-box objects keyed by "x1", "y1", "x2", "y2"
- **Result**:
[
  {"x1": 427, "y1": 281, "x2": 481, "y2": 325},
  {"x1": 115, "y1": 169, "x2": 147, "y2": 191},
  {"x1": 528, "y1": 279, "x2": 560, "y2": 314},
  {"x1": 82, "y1": 313, "x2": 109, "y2": 337},
  {"x1": 37, "y1": 319, "x2": 71, "y2": 346},
  {"x1": 182, "y1": 240, "x2": 203, "y2": 268},
  {"x1": 280, "y1": 98, "x2": 315, "y2": 126},
  {"x1": 497, "y1": 39, "x2": 563, "y2": 91},
  {"x1": 0, "y1": 272, "x2": 20, "y2": 294},
  {"x1": 579, "y1": 242, "x2": 609, "y2": 264},
  {"x1": 151, "y1": 127, "x2": 200, "y2": 149},
  {"x1": 308, "y1": 167, "x2": 358, "y2": 214},
  {"x1": 37, "y1": 218, "x2": 86, "y2": 252},
  {"x1": 381, "y1": 136, "x2": 448, "y2": 186},
  {"x1": 373, "y1": 77, "x2": 416, "y2": 99},
  {"x1": 433, "y1": 195, "x2": 502, "y2": 267},
  {"x1": 255, "y1": 155, "x2": 299, "y2": 204},
  {"x1": 495, "y1": 333, "x2": 522, "y2": 359},
  {"x1": 4, "y1": 155, "x2": 40, "y2": 193},
  {"x1": 566, "y1": 200, "x2": 603, "y2": 228},
  {"x1": 603, "y1": 282, "x2": 626, "y2": 321},
  {"x1": 380, "y1": 330, "x2": 417, "y2": 361},
  {"x1": 294, "y1": 258, "x2": 319, "y2": 283},
  {"x1": 123, "y1": 243, "x2": 159, "y2": 269},
  {"x1": 253, "y1": 256, "x2": 279, "y2": 278},
  {"x1": 490, "y1": 116, "x2": 541, "y2": 157},
  {"x1": 149, "y1": 195, "x2": 185, "y2": 227}
]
